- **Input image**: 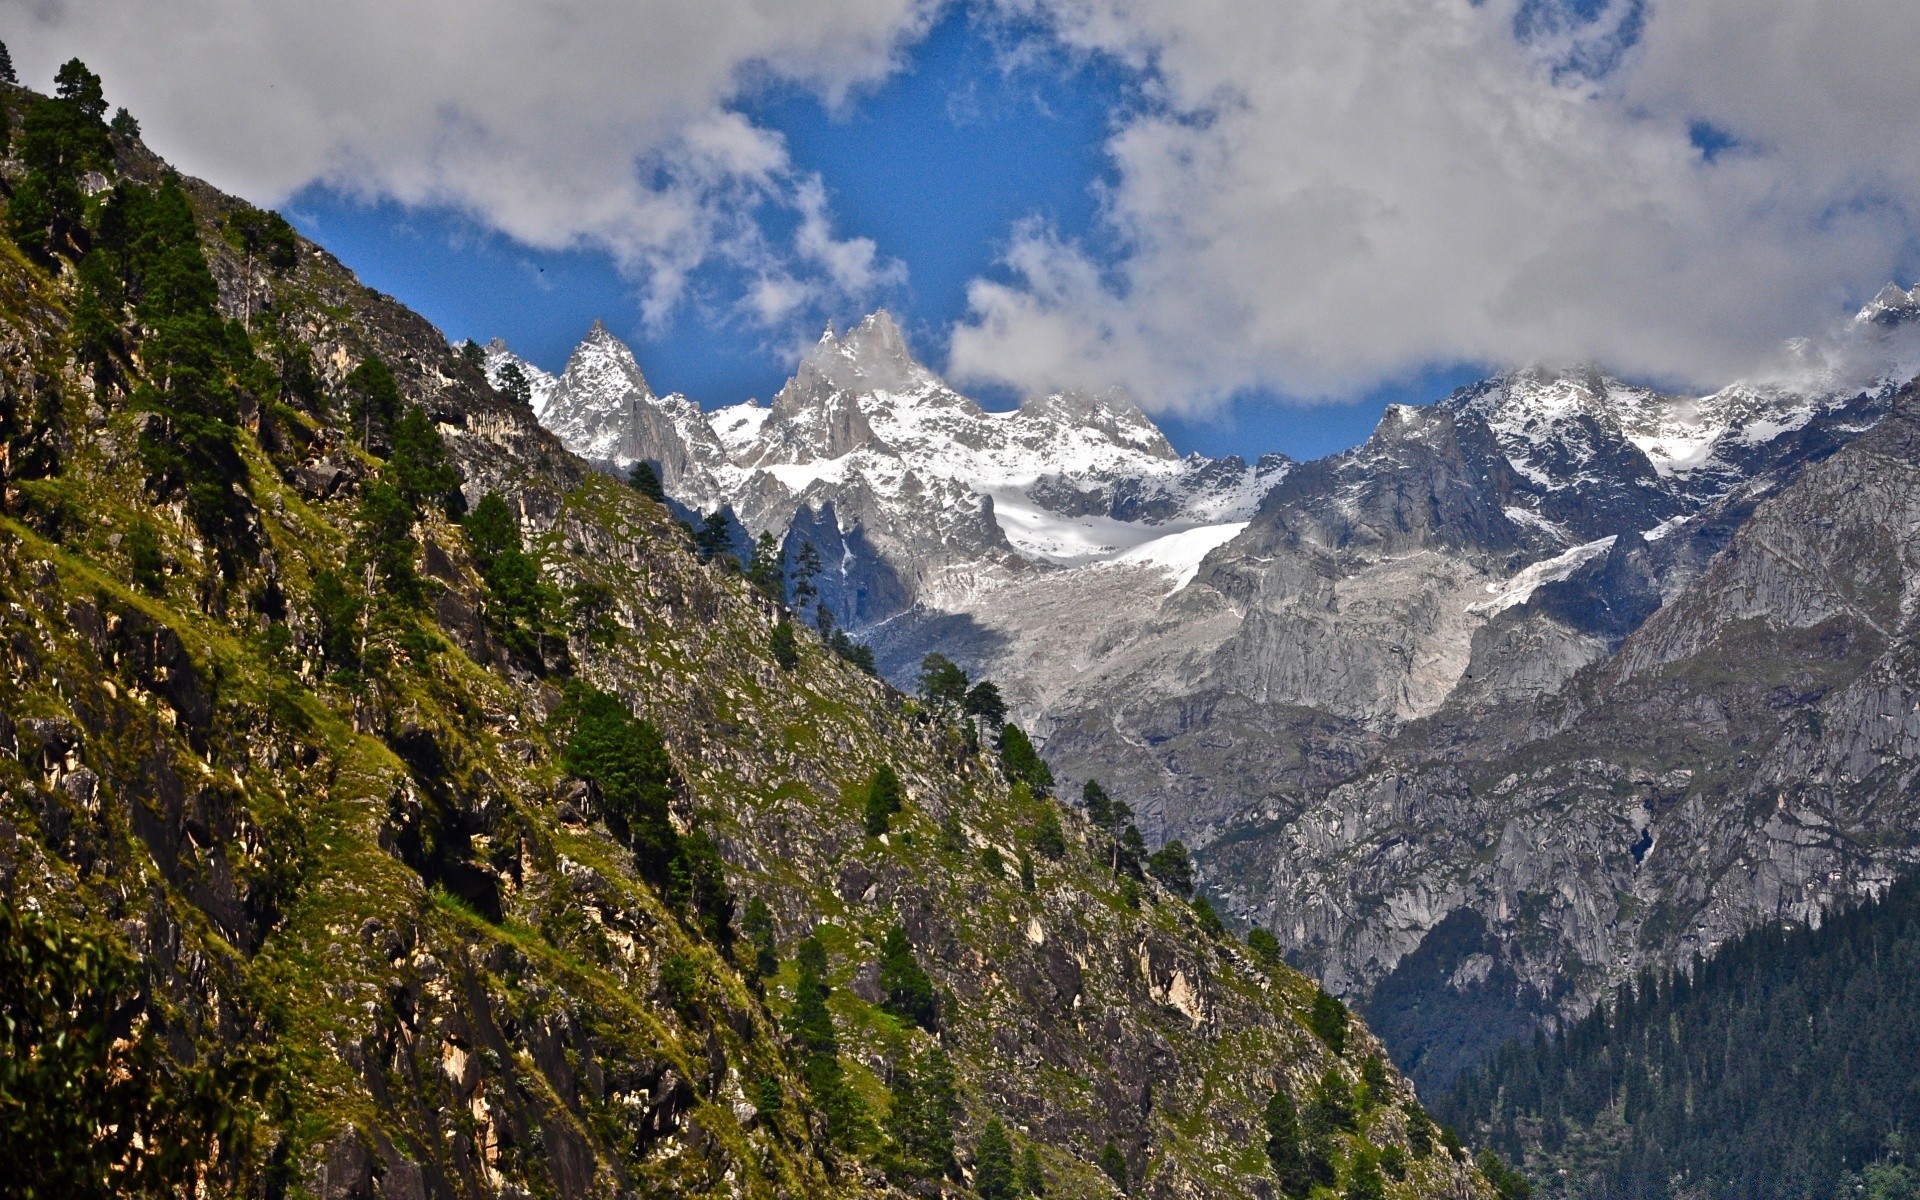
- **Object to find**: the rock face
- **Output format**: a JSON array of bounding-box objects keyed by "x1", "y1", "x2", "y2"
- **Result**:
[
  {"x1": 500, "y1": 285, "x2": 1920, "y2": 1095},
  {"x1": 493, "y1": 310, "x2": 1291, "y2": 632},
  {"x1": 0, "y1": 105, "x2": 1486, "y2": 1200},
  {"x1": 1230, "y1": 376, "x2": 1920, "y2": 1090}
]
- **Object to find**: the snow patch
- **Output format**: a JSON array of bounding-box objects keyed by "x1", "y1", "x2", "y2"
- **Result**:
[
  {"x1": 1469, "y1": 536, "x2": 1616, "y2": 616},
  {"x1": 1110, "y1": 522, "x2": 1250, "y2": 589}
]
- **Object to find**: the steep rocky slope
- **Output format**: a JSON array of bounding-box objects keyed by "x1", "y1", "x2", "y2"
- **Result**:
[
  {"x1": 0, "y1": 78, "x2": 1486, "y2": 1199},
  {"x1": 1207, "y1": 370, "x2": 1920, "y2": 1088},
  {"x1": 493, "y1": 262, "x2": 1920, "y2": 1098}
]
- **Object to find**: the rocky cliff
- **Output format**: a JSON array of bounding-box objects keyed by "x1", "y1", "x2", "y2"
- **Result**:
[{"x1": 0, "y1": 77, "x2": 1485, "y2": 1200}]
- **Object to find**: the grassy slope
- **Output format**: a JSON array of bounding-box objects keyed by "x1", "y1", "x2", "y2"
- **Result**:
[{"x1": 0, "y1": 104, "x2": 1489, "y2": 1200}]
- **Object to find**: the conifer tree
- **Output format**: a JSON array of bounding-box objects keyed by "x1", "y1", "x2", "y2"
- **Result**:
[
  {"x1": 789, "y1": 932, "x2": 864, "y2": 1148},
  {"x1": 746, "y1": 530, "x2": 784, "y2": 600},
  {"x1": 770, "y1": 618, "x2": 799, "y2": 670},
  {"x1": 1083, "y1": 779, "x2": 1116, "y2": 829},
  {"x1": 878, "y1": 924, "x2": 938, "y2": 1031},
  {"x1": 917, "y1": 652, "x2": 969, "y2": 709},
  {"x1": 964, "y1": 679, "x2": 1008, "y2": 724},
  {"x1": 1097, "y1": 1141, "x2": 1129, "y2": 1193},
  {"x1": 975, "y1": 1118, "x2": 1016, "y2": 1200},
  {"x1": 883, "y1": 1047, "x2": 957, "y2": 1182},
  {"x1": 559, "y1": 684, "x2": 680, "y2": 887},
  {"x1": 626, "y1": 459, "x2": 665, "y2": 501},
  {"x1": 791, "y1": 540, "x2": 823, "y2": 610},
  {"x1": 1147, "y1": 840, "x2": 1194, "y2": 897},
  {"x1": 695, "y1": 511, "x2": 734, "y2": 562},
  {"x1": 354, "y1": 479, "x2": 419, "y2": 602},
  {"x1": 1031, "y1": 805, "x2": 1066, "y2": 860},
  {"x1": 494, "y1": 360, "x2": 532, "y2": 408},
  {"x1": 0, "y1": 41, "x2": 16, "y2": 84},
  {"x1": 997, "y1": 723, "x2": 1053, "y2": 796},
  {"x1": 1246, "y1": 927, "x2": 1282, "y2": 970},
  {"x1": 741, "y1": 896, "x2": 778, "y2": 980},
  {"x1": 1019, "y1": 1141, "x2": 1046, "y2": 1196},
  {"x1": 864, "y1": 763, "x2": 904, "y2": 836},
  {"x1": 1346, "y1": 1151, "x2": 1387, "y2": 1200},
  {"x1": 344, "y1": 355, "x2": 402, "y2": 450},
  {"x1": 1265, "y1": 1089, "x2": 1312, "y2": 1199},
  {"x1": 1308, "y1": 987, "x2": 1348, "y2": 1055},
  {"x1": 388, "y1": 403, "x2": 463, "y2": 516}
]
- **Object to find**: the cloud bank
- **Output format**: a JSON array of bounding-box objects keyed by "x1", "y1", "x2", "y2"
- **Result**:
[
  {"x1": 951, "y1": 0, "x2": 1920, "y2": 408},
  {"x1": 4, "y1": 0, "x2": 930, "y2": 324},
  {"x1": 11, "y1": 0, "x2": 1920, "y2": 406}
]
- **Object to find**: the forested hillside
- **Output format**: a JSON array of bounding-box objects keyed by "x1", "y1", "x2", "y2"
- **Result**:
[
  {"x1": 0, "y1": 60, "x2": 1491, "y2": 1200},
  {"x1": 1440, "y1": 872, "x2": 1920, "y2": 1199}
]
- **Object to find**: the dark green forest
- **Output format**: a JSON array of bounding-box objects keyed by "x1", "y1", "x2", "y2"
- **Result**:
[{"x1": 1439, "y1": 873, "x2": 1920, "y2": 1200}]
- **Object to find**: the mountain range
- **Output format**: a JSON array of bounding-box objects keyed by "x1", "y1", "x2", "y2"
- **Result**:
[{"x1": 492, "y1": 282, "x2": 1920, "y2": 1087}]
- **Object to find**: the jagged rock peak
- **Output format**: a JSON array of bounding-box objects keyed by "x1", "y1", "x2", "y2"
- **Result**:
[
  {"x1": 561, "y1": 318, "x2": 653, "y2": 400},
  {"x1": 804, "y1": 308, "x2": 937, "y2": 396},
  {"x1": 1021, "y1": 387, "x2": 1180, "y2": 459},
  {"x1": 1858, "y1": 282, "x2": 1920, "y2": 327}
]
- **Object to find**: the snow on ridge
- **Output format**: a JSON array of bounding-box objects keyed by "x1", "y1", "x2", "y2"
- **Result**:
[
  {"x1": 1110, "y1": 521, "x2": 1251, "y2": 589},
  {"x1": 710, "y1": 401, "x2": 769, "y2": 457},
  {"x1": 483, "y1": 340, "x2": 558, "y2": 417},
  {"x1": 1469, "y1": 536, "x2": 1616, "y2": 616}
]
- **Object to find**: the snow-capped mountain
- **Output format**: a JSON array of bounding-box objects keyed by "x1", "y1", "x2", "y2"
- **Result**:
[
  {"x1": 489, "y1": 310, "x2": 1291, "y2": 625},
  {"x1": 486, "y1": 285, "x2": 1920, "y2": 1092}
]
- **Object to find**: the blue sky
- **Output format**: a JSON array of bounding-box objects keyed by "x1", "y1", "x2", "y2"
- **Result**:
[{"x1": 283, "y1": 8, "x2": 1484, "y2": 465}]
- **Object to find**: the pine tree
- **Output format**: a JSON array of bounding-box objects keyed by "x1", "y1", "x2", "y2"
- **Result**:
[
  {"x1": 494, "y1": 360, "x2": 532, "y2": 408},
  {"x1": 964, "y1": 679, "x2": 1008, "y2": 724},
  {"x1": 976, "y1": 1118, "x2": 1017, "y2": 1200},
  {"x1": 1097, "y1": 1141, "x2": 1130, "y2": 1193},
  {"x1": 626, "y1": 459, "x2": 665, "y2": 501},
  {"x1": 1083, "y1": 779, "x2": 1116, "y2": 829},
  {"x1": 125, "y1": 519, "x2": 165, "y2": 595},
  {"x1": 695, "y1": 511, "x2": 734, "y2": 563},
  {"x1": 1265, "y1": 1089, "x2": 1312, "y2": 1199},
  {"x1": 917, "y1": 652, "x2": 969, "y2": 709},
  {"x1": 1305, "y1": 1069, "x2": 1356, "y2": 1134},
  {"x1": 746, "y1": 530, "x2": 784, "y2": 600},
  {"x1": 878, "y1": 924, "x2": 938, "y2": 1031},
  {"x1": 883, "y1": 1047, "x2": 957, "y2": 1181},
  {"x1": 1308, "y1": 988, "x2": 1349, "y2": 1056},
  {"x1": 1345, "y1": 1151, "x2": 1387, "y2": 1200},
  {"x1": 388, "y1": 404, "x2": 463, "y2": 516},
  {"x1": 770, "y1": 619, "x2": 799, "y2": 670},
  {"x1": 1031, "y1": 805, "x2": 1066, "y2": 860},
  {"x1": 864, "y1": 764, "x2": 904, "y2": 836},
  {"x1": 1246, "y1": 927, "x2": 1282, "y2": 970},
  {"x1": 1019, "y1": 1141, "x2": 1046, "y2": 1196},
  {"x1": 344, "y1": 356, "x2": 402, "y2": 451},
  {"x1": 997, "y1": 723, "x2": 1054, "y2": 796},
  {"x1": 0, "y1": 41, "x2": 16, "y2": 85},
  {"x1": 791, "y1": 541, "x2": 823, "y2": 610},
  {"x1": 1147, "y1": 840, "x2": 1194, "y2": 897},
  {"x1": 1191, "y1": 896, "x2": 1226, "y2": 938},
  {"x1": 741, "y1": 896, "x2": 778, "y2": 980},
  {"x1": 559, "y1": 685, "x2": 681, "y2": 887},
  {"x1": 354, "y1": 479, "x2": 420, "y2": 602},
  {"x1": 789, "y1": 932, "x2": 865, "y2": 1149}
]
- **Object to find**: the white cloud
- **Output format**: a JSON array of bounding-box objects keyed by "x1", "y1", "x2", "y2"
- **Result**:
[
  {"x1": 6, "y1": 0, "x2": 934, "y2": 323},
  {"x1": 950, "y1": 0, "x2": 1920, "y2": 410}
]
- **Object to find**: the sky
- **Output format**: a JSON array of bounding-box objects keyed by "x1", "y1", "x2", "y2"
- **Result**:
[{"x1": 7, "y1": 0, "x2": 1920, "y2": 462}]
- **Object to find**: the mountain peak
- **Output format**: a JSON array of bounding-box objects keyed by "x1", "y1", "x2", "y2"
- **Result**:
[
  {"x1": 805, "y1": 308, "x2": 933, "y2": 396},
  {"x1": 1858, "y1": 282, "x2": 1920, "y2": 327},
  {"x1": 561, "y1": 319, "x2": 651, "y2": 399}
]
